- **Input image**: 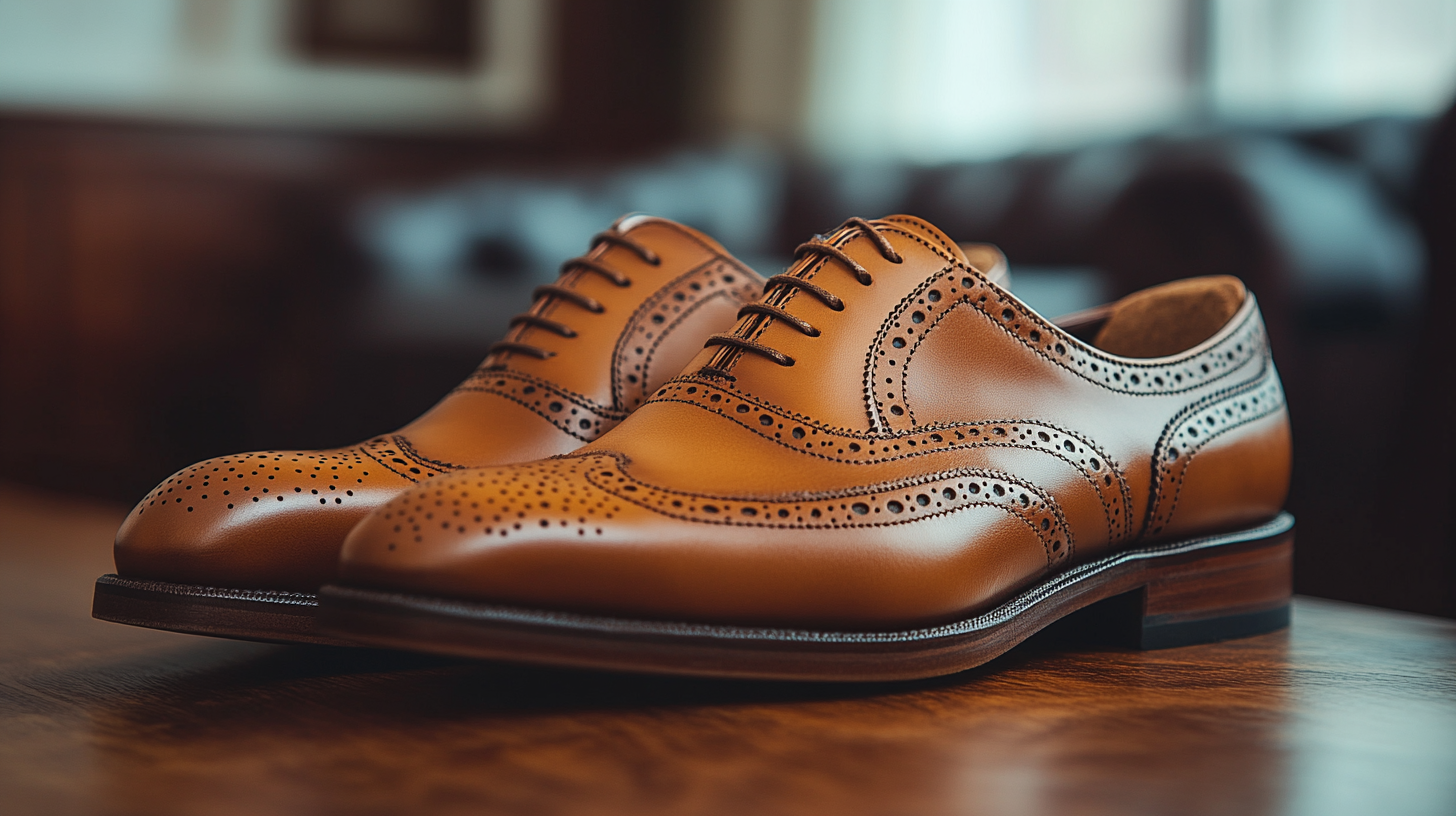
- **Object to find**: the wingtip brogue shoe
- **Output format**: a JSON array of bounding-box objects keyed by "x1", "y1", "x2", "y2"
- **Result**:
[
  {"x1": 96, "y1": 216, "x2": 766, "y2": 645},
  {"x1": 319, "y1": 214, "x2": 1294, "y2": 679}
]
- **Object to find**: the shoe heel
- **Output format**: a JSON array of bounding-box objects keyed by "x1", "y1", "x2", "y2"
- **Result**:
[{"x1": 1136, "y1": 525, "x2": 1293, "y2": 649}]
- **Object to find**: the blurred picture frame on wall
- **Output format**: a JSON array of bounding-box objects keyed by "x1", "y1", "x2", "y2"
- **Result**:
[{"x1": 293, "y1": 0, "x2": 480, "y2": 72}]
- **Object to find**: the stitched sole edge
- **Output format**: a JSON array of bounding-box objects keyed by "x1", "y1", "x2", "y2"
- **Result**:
[
  {"x1": 92, "y1": 574, "x2": 359, "y2": 647},
  {"x1": 316, "y1": 513, "x2": 1295, "y2": 680}
]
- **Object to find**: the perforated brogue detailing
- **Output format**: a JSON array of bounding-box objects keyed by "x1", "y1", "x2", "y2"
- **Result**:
[
  {"x1": 454, "y1": 369, "x2": 629, "y2": 442},
  {"x1": 1145, "y1": 360, "x2": 1287, "y2": 537},
  {"x1": 613, "y1": 260, "x2": 761, "y2": 411},
  {"x1": 866, "y1": 267, "x2": 1267, "y2": 432},
  {"x1": 375, "y1": 457, "x2": 621, "y2": 546},
  {"x1": 584, "y1": 456, "x2": 1073, "y2": 565},
  {"x1": 132, "y1": 449, "x2": 383, "y2": 518},
  {"x1": 647, "y1": 378, "x2": 1130, "y2": 544},
  {"x1": 359, "y1": 436, "x2": 456, "y2": 480},
  {"x1": 373, "y1": 454, "x2": 1074, "y2": 566}
]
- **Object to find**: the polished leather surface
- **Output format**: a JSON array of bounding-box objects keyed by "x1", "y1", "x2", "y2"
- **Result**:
[
  {"x1": 337, "y1": 215, "x2": 1291, "y2": 629},
  {"x1": 114, "y1": 217, "x2": 765, "y2": 591}
]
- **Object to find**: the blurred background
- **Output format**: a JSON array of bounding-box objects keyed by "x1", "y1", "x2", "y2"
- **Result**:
[{"x1": 2, "y1": 0, "x2": 1454, "y2": 616}]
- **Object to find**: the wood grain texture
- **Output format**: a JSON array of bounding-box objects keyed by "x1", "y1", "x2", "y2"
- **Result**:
[{"x1": 3, "y1": 484, "x2": 1455, "y2": 816}]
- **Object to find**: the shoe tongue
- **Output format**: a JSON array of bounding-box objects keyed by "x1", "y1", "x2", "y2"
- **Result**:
[{"x1": 871, "y1": 214, "x2": 967, "y2": 263}]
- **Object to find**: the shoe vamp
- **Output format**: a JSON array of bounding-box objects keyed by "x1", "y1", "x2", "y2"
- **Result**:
[
  {"x1": 573, "y1": 400, "x2": 1131, "y2": 554},
  {"x1": 340, "y1": 455, "x2": 1055, "y2": 630},
  {"x1": 398, "y1": 385, "x2": 608, "y2": 469}
]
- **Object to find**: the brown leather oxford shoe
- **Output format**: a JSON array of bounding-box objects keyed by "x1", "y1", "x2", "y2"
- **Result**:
[
  {"x1": 94, "y1": 216, "x2": 768, "y2": 644},
  {"x1": 319, "y1": 215, "x2": 1293, "y2": 680}
]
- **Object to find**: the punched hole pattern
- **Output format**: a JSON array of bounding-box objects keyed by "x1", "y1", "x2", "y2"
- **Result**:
[
  {"x1": 865, "y1": 265, "x2": 1265, "y2": 433},
  {"x1": 130, "y1": 448, "x2": 377, "y2": 521},
  {"x1": 612, "y1": 260, "x2": 762, "y2": 411},
  {"x1": 1145, "y1": 366, "x2": 1286, "y2": 537},
  {"x1": 646, "y1": 379, "x2": 1129, "y2": 545}
]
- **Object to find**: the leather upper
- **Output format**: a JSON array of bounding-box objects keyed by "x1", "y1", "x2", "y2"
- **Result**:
[
  {"x1": 113, "y1": 217, "x2": 765, "y2": 591},
  {"x1": 337, "y1": 215, "x2": 1292, "y2": 630}
]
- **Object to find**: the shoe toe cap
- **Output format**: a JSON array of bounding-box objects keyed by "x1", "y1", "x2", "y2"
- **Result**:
[{"x1": 115, "y1": 448, "x2": 413, "y2": 592}]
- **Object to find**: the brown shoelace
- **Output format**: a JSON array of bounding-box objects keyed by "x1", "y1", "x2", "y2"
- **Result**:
[
  {"x1": 701, "y1": 218, "x2": 902, "y2": 375},
  {"x1": 485, "y1": 229, "x2": 661, "y2": 362}
]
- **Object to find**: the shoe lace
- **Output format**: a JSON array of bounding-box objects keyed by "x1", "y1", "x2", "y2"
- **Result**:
[
  {"x1": 485, "y1": 228, "x2": 661, "y2": 364},
  {"x1": 700, "y1": 217, "x2": 902, "y2": 376}
]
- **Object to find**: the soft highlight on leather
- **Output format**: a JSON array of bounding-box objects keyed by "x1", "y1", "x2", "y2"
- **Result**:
[
  {"x1": 112, "y1": 217, "x2": 765, "y2": 592},
  {"x1": 336, "y1": 215, "x2": 1292, "y2": 630}
]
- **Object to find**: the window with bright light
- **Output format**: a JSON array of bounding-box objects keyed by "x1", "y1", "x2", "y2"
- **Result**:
[{"x1": 802, "y1": 0, "x2": 1456, "y2": 162}]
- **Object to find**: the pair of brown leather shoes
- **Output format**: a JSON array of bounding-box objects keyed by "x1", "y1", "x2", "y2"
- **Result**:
[{"x1": 94, "y1": 214, "x2": 1292, "y2": 681}]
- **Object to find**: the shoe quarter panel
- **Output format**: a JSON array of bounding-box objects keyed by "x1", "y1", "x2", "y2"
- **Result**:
[
  {"x1": 611, "y1": 259, "x2": 761, "y2": 412},
  {"x1": 1144, "y1": 359, "x2": 1291, "y2": 539},
  {"x1": 895, "y1": 283, "x2": 1281, "y2": 549}
]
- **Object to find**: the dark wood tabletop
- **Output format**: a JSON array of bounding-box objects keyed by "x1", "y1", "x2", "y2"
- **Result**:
[{"x1": 3, "y1": 484, "x2": 1454, "y2": 816}]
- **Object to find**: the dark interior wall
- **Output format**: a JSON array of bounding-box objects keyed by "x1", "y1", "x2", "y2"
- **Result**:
[
  {"x1": 1397, "y1": 105, "x2": 1456, "y2": 616},
  {"x1": 550, "y1": 0, "x2": 699, "y2": 157},
  {"x1": 0, "y1": 119, "x2": 370, "y2": 500},
  {"x1": 0, "y1": 1, "x2": 711, "y2": 503}
]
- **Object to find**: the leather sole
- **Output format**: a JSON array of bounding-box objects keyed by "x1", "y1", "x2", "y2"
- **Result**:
[
  {"x1": 91, "y1": 575, "x2": 358, "y2": 647},
  {"x1": 315, "y1": 513, "x2": 1295, "y2": 681}
]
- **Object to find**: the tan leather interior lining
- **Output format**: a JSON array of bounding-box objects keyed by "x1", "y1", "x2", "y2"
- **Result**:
[{"x1": 1092, "y1": 275, "x2": 1247, "y2": 359}]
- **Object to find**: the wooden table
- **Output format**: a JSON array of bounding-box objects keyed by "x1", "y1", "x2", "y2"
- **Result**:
[{"x1": 3, "y1": 484, "x2": 1454, "y2": 816}]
